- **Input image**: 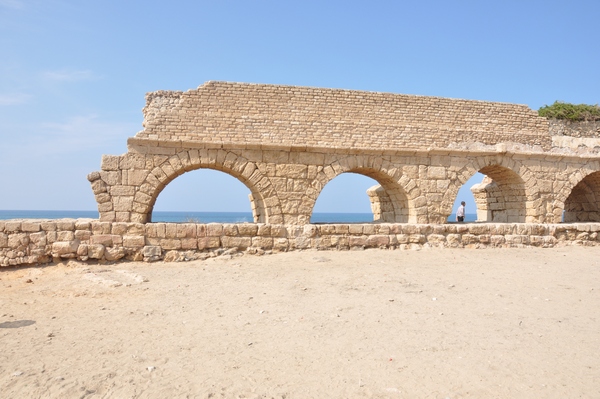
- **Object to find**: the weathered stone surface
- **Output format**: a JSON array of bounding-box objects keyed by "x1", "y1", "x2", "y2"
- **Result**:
[
  {"x1": 21, "y1": 221, "x2": 41, "y2": 232},
  {"x1": 88, "y1": 244, "x2": 105, "y2": 259},
  {"x1": 84, "y1": 82, "x2": 599, "y2": 226},
  {"x1": 105, "y1": 247, "x2": 125, "y2": 261},
  {"x1": 52, "y1": 240, "x2": 79, "y2": 256},
  {"x1": 91, "y1": 235, "x2": 114, "y2": 247},
  {"x1": 123, "y1": 235, "x2": 145, "y2": 248},
  {"x1": 141, "y1": 245, "x2": 161, "y2": 262}
]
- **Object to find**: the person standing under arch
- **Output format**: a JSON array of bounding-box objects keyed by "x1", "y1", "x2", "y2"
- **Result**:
[{"x1": 456, "y1": 201, "x2": 466, "y2": 222}]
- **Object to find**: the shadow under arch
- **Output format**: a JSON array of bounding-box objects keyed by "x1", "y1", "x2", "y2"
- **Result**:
[
  {"x1": 441, "y1": 158, "x2": 535, "y2": 223},
  {"x1": 309, "y1": 160, "x2": 417, "y2": 223},
  {"x1": 469, "y1": 165, "x2": 528, "y2": 223},
  {"x1": 563, "y1": 171, "x2": 600, "y2": 222},
  {"x1": 138, "y1": 150, "x2": 281, "y2": 223}
]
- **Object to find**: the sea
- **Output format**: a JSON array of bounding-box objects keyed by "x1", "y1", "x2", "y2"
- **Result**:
[{"x1": 0, "y1": 210, "x2": 478, "y2": 223}]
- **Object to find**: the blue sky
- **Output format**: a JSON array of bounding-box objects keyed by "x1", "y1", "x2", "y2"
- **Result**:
[{"x1": 1, "y1": 0, "x2": 598, "y2": 216}]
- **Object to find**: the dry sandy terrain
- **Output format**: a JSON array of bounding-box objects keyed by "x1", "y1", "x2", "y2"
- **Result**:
[{"x1": 1, "y1": 246, "x2": 599, "y2": 398}]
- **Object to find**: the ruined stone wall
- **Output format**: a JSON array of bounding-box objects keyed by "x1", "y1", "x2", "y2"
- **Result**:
[
  {"x1": 88, "y1": 82, "x2": 600, "y2": 226},
  {"x1": 2, "y1": 219, "x2": 600, "y2": 267},
  {"x1": 92, "y1": 143, "x2": 600, "y2": 225},
  {"x1": 136, "y1": 81, "x2": 551, "y2": 151},
  {"x1": 549, "y1": 119, "x2": 600, "y2": 139}
]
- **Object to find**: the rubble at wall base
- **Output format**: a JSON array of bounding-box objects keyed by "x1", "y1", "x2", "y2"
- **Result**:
[{"x1": 1, "y1": 219, "x2": 600, "y2": 267}]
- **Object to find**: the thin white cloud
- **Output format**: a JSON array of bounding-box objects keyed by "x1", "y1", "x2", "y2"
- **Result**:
[
  {"x1": 0, "y1": 115, "x2": 137, "y2": 161},
  {"x1": 0, "y1": 0, "x2": 25, "y2": 9},
  {"x1": 0, "y1": 93, "x2": 31, "y2": 105},
  {"x1": 41, "y1": 69, "x2": 98, "y2": 82},
  {"x1": 37, "y1": 115, "x2": 135, "y2": 153}
]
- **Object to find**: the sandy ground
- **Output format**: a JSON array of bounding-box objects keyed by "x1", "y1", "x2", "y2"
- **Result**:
[{"x1": 1, "y1": 247, "x2": 600, "y2": 399}]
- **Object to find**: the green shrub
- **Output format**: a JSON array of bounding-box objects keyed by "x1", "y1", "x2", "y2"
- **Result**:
[{"x1": 538, "y1": 101, "x2": 600, "y2": 121}]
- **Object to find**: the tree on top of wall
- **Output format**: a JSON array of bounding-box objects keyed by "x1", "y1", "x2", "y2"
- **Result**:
[{"x1": 538, "y1": 101, "x2": 600, "y2": 121}]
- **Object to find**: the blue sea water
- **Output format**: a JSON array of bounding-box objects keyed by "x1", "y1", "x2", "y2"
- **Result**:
[{"x1": 0, "y1": 210, "x2": 478, "y2": 223}]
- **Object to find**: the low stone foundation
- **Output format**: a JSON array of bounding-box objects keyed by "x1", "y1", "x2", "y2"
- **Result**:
[{"x1": 1, "y1": 219, "x2": 600, "y2": 267}]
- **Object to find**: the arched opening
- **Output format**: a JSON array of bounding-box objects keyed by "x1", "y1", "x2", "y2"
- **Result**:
[
  {"x1": 150, "y1": 169, "x2": 256, "y2": 223},
  {"x1": 467, "y1": 165, "x2": 527, "y2": 223},
  {"x1": 564, "y1": 171, "x2": 600, "y2": 222},
  {"x1": 310, "y1": 170, "x2": 410, "y2": 223},
  {"x1": 447, "y1": 173, "x2": 483, "y2": 223}
]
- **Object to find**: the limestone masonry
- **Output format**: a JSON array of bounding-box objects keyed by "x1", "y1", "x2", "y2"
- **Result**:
[
  {"x1": 2, "y1": 81, "x2": 600, "y2": 267},
  {"x1": 1, "y1": 220, "x2": 599, "y2": 266},
  {"x1": 89, "y1": 81, "x2": 600, "y2": 226}
]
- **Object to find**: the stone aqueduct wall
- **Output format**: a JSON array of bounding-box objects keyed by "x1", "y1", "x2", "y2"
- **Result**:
[
  {"x1": 90, "y1": 146, "x2": 600, "y2": 225},
  {"x1": 87, "y1": 82, "x2": 600, "y2": 226},
  {"x1": 139, "y1": 82, "x2": 551, "y2": 150},
  {"x1": 4, "y1": 82, "x2": 600, "y2": 267},
  {"x1": 2, "y1": 219, "x2": 600, "y2": 267}
]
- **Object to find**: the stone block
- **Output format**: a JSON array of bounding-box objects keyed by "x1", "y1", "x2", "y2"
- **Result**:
[
  {"x1": 160, "y1": 238, "x2": 182, "y2": 250},
  {"x1": 165, "y1": 223, "x2": 178, "y2": 239},
  {"x1": 251, "y1": 236, "x2": 273, "y2": 249},
  {"x1": 221, "y1": 236, "x2": 252, "y2": 249},
  {"x1": 223, "y1": 224, "x2": 238, "y2": 236},
  {"x1": 348, "y1": 225, "x2": 363, "y2": 234},
  {"x1": 91, "y1": 235, "x2": 114, "y2": 247},
  {"x1": 176, "y1": 224, "x2": 197, "y2": 238},
  {"x1": 427, "y1": 166, "x2": 446, "y2": 179},
  {"x1": 110, "y1": 185, "x2": 135, "y2": 196},
  {"x1": 363, "y1": 225, "x2": 376, "y2": 235},
  {"x1": 75, "y1": 220, "x2": 91, "y2": 230},
  {"x1": 409, "y1": 234, "x2": 426, "y2": 244},
  {"x1": 461, "y1": 234, "x2": 478, "y2": 245},
  {"x1": 256, "y1": 224, "x2": 270, "y2": 237},
  {"x1": 57, "y1": 231, "x2": 75, "y2": 241},
  {"x1": 366, "y1": 235, "x2": 389, "y2": 247},
  {"x1": 74, "y1": 230, "x2": 91, "y2": 241},
  {"x1": 181, "y1": 238, "x2": 198, "y2": 250},
  {"x1": 21, "y1": 221, "x2": 40, "y2": 232},
  {"x1": 102, "y1": 155, "x2": 121, "y2": 171},
  {"x1": 349, "y1": 236, "x2": 367, "y2": 247},
  {"x1": 273, "y1": 238, "x2": 289, "y2": 251},
  {"x1": 446, "y1": 234, "x2": 461, "y2": 246},
  {"x1": 303, "y1": 225, "x2": 318, "y2": 238},
  {"x1": 5, "y1": 221, "x2": 21, "y2": 232},
  {"x1": 198, "y1": 236, "x2": 220, "y2": 249},
  {"x1": 123, "y1": 235, "x2": 146, "y2": 248},
  {"x1": 426, "y1": 234, "x2": 446, "y2": 243},
  {"x1": 335, "y1": 224, "x2": 349, "y2": 234},
  {"x1": 32, "y1": 232, "x2": 49, "y2": 247},
  {"x1": 125, "y1": 169, "x2": 149, "y2": 186},
  {"x1": 105, "y1": 247, "x2": 125, "y2": 261},
  {"x1": 52, "y1": 240, "x2": 80, "y2": 256},
  {"x1": 77, "y1": 244, "x2": 88, "y2": 257},
  {"x1": 100, "y1": 171, "x2": 121, "y2": 186},
  {"x1": 206, "y1": 224, "x2": 223, "y2": 237},
  {"x1": 88, "y1": 244, "x2": 105, "y2": 259},
  {"x1": 396, "y1": 234, "x2": 409, "y2": 244},
  {"x1": 490, "y1": 235, "x2": 506, "y2": 246},
  {"x1": 238, "y1": 224, "x2": 258, "y2": 236},
  {"x1": 141, "y1": 245, "x2": 162, "y2": 261},
  {"x1": 270, "y1": 225, "x2": 287, "y2": 237}
]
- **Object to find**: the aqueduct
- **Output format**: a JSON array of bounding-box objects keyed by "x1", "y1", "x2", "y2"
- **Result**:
[{"x1": 88, "y1": 81, "x2": 600, "y2": 225}]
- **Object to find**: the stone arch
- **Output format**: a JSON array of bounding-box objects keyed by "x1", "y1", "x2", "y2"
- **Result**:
[
  {"x1": 442, "y1": 156, "x2": 539, "y2": 223},
  {"x1": 562, "y1": 170, "x2": 600, "y2": 222},
  {"x1": 307, "y1": 155, "x2": 424, "y2": 223},
  {"x1": 134, "y1": 149, "x2": 282, "y2": 223}
]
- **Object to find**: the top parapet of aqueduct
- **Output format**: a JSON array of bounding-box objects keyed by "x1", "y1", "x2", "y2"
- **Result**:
[{"x1": 131, "y1": 81, "x2": 552, "y2": 152}]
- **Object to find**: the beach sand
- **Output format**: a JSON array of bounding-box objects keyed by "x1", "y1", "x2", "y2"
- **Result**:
[{"x1": 1, "y1": 246, "x2": 599, "y2": 398}]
